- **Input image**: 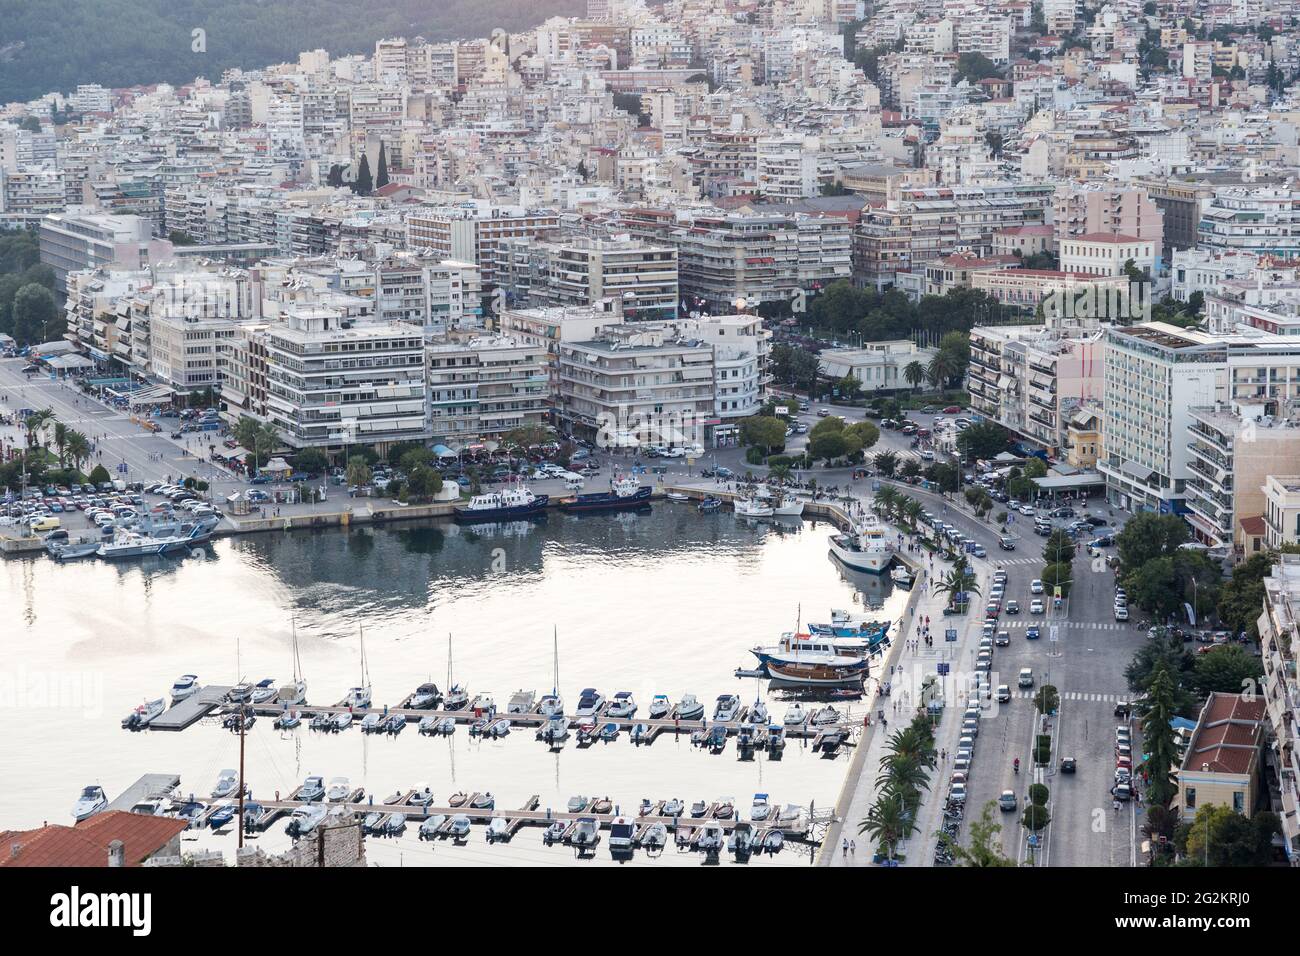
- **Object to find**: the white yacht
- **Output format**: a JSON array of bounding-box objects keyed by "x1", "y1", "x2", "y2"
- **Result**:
[
  {"x1": 72, "y1": 785, "x2": 107, "y2": 822},
  {"x1": 773, "y1": 497, "x2": 805, "y2": 517},
  {"x1": 783, "y1": 703, "x2": 807, "y2": 725},
  {"x1": 211, "y1": 769, "x2": 239, "y2": 799},
  {"x1": 327, "y1": 777, "x2": 351, "y2": 802},
  {"x1": 676, "y1": 694, "x2": 705, "y2": 721},
  {"x1": 734, "y1": 497, "x2": 775, "y2": 518},
  {"x1": 170, "y1": 674, "x2": 200, "y2": 703}
]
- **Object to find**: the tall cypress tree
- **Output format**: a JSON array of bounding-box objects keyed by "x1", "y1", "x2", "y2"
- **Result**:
[
  {"x1": 375, "y1": 143, "x2": 390, "y2": 190},
  {"x1": 354, "y1": 154, "x2": 373, "y2": 196}
]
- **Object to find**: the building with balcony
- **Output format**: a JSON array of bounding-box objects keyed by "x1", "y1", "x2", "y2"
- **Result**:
[
  {"x1": 498, "y1": 236, "x2": 678, "y2": 321},
  {"x1": 406, "y1": 206, "x2": 560, "y2": 285},
  {"x1": 39, "y1": 210, "x2": 172, "y2": 291},
  {"x1": 556, "y1": 324, "x2": 715, "y2": 448},
  {"x1": 1259, "y1": 554, "x2": 1300, "y2": 864},
  {"x1": 1184, "y1": 402, "x2": 1300, "y2": 551},
  {"x1": 1059, "y1": 233, "x2": 1157, "y2": 278},
  {"x1": 1264, "y1": 477, "x2": 1300, "y2": 551},
  {"x1": 374, "y1": 253, "x2": 482, "y2": 335},
  {"x1": 426, "y1": 334, "x2": 549, "y2": 448},
  {"x1": 1100, "y1": 324, "x2": 1228, "y2": 514}
]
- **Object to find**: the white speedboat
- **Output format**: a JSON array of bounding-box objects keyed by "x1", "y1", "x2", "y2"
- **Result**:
[
  {"x1": 331, "y1": 711, "x2": 353, "y2": 731},
  {"x1": 641, "y1": 822, "x2": 668, "y2": 851},
  {"x1": 507, "y1": 689, "x2": 536, "y2": 714},
  {"x1": 537, "y1": 693, "x2": 563, "y2": 717},
  {"x1": 828, "y1": 517, "x2": 893, "y2": 573},
  {"x1": 72, "y1": 785, "x2": 107, "y2": 821},
  {"x1": 344, "y1": 686, "x2": 371, "y2": 709},
  {"x1": 448, "y1": 815, "x2": 471, "y2": 839},
  {"x1": 286, "y1": 805, "x2": 328, "y2": 838},
  {"x1": 360, "y1": 713, "x2": 384, "y2": 734},
  {"x1": 606, "y1": 691, "x2": 637, "y2": 718},
  {"x1": 713, "y1": 694, "x2": 741, "y2": 722},
  {"x1": 750, "y1": 793, "x2": 773, "y2": 822},
  {"x1": 409, "y1": 683, "x2": 442, "y2": 710},
  {"x1": 676, "y1": 694, "x2": 705, "y2": 721},
  {"x1": 444, "y1": 684, "x2": 470, "y2": 711},
  {"x1": 773, "y1": 497, "x2": 805, "y2": 517},
  {"x1": 250, "y1": 678, "x2": 278, "y2": 704},
  {"x1": 734, "y1": 497, "x2": 774, "y2": 518},
  {"x1": 567, "y1": 795, "x2": 589, "y2": 813},
  {"x1": 170, "y1": 674, "x2": 200, "y2": 703},
  {"x1": 783, "y1": 703, "x2": 807, "y2": 725},
  {"x1": 812, "y1": 705, "x2": 842, "y2": 725},
  {"x1": 419, "y1": 815, "x2": 447, "y2": 840},
  {"x1": 697, "y1": 822, "x2": 724, "y2": 851},
  {"x1": 665, "y1": 491, "x2": 689, "y2": 502},
  {"x1": 326, "y1": 777, "x2": 351, "y2": 802},
  {"x1": 647, "y1": 694, "x2": 671, "y2": 720},
  {"x1": 749, "y1": 700, "x2": 769, "y2": 724},
  {"x1": 890, "y1": 564, "x2": 913, "y2": 586},
  {"x1": 211, "y1": 769, "x2": 239, "y2": 799},
  {"x1": 537, "y1": 714, "x2": 569, "y2": 744}
]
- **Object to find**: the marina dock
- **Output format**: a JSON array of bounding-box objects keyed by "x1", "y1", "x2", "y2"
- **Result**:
[{"x1": 149, "y1": 685, "x2": 232, "y2": 731}]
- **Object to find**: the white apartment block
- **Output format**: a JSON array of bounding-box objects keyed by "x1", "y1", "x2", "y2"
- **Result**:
[
  {"x1": 556, "y1": 324, "x2": 716, "y2": 448},
  {"x1": 1263, "y1": 477, "x2": 1300, "y2": 550},
  {"x1": 756, "y1": 136, "x2": 822, "y2": 202},
  {"x1": 1199, "y1": 186, "x2": 1300, "y2": 259},
  {"x1": 39, "y1": 211, "x2": 172, "y2": 291},
  {"x1": 406, "y1": 206, "x2": 560, "y2": 286},
  {"x1": 1171, "y1": 248, "x2": 1259, "y2": 303},
  {"x1": 426, "y1": 334, "x2": 550, "y2": 448},
  {"x1": 1100, "y1": 323, "x2": 1228, "y2": 514},
  {"x1": 499, "y1": 236, "x2": 679, "y2": 322},
  {"x1": 674, "y1": 313, "x2": 772, "y2": 425},
  {"x1": 374, "y1": 253, "x2": 483, "y2": 335},
  {"x1": 261, "y1": 306, "x2": 428, "y2": 450}
]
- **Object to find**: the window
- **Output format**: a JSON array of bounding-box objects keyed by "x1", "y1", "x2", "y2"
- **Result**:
[
  {"x1": 1185, "y1": 787, "x2": 1196, "y2": 809},
  {"x1": 1232, "y1": 791, "x2": 1244, "y2": 813}
]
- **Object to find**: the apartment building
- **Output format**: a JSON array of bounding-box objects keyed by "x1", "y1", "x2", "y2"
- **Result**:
[
  {"x1": 0, "y1": 167, "x2": 67, "y2": 221},
  {"x1": 1185, "y1": 401, "x2": 1300, "y2": 550},
  {"x1": 62, "y1": 269, "x2": 152, "y2": 365},
  {"x1": 1199, "y1": 186, "x2": 1300, "y2": 258},
  {"x1": 674, "y1": 313, "x2": 772, "y2": 427},
  {"x1": 968, "y1": 325, "x2": 1106, "y2": 455},
  {"x1": 1171, "y1": 248, "x2": 1259, "y2": 303},
  {"x1": 1258, "y1": 556, "x2": 1300, "y2": 864},
  {"x1": 556, "y1": 324, "x2": 715, "y2": 448},
  {"x1": 261, "y1": 306, "x2": 428, "y2": 451},
  {"x1": 1052, "y1": 184, "x2": 1164, "y2": 263},
  {"x1": 1100, "y1": 324, "x2": 1228, "y2": 513},
  {"x1": 498, "y1": 236, "x2": 678, "y2": 321},
  {"x1": 970, "y1": 269, "x2": 1131, "y2": 312},
  {"x1": 406, "y1": 206, "x2": 561, "y2": 285},
  {"x1": 374, "y1": 253, "x2": 482, "y2": 335},
  {"x1": 426, "y1": 334, "x2": 549, "y2": 447},
  {"x1": 39, "y1": 211, "x2": 172, "y2": 291},
  {"x1": 1263, "y1": 477, "x2": 1300, "y2": 550}
]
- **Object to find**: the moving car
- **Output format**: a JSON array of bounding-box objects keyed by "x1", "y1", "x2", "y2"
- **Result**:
[
  {"x1": 1060, "y1": 756, "x2": 1077, "y2": 774},
  {"x1": 996, "y1": 684, "x2": 1011, "y2": 703},
  {"x1": 1017, "y1": 667, "x2": 1034, "y2": 688},
  {"x1": 1030, "y1": 598, "x2": 1045, "y2": 614},
  {"x1": 998, "y1": 790, "x2": 1018, "y2": 812},
  {"x1": 1026, "y1": 626, "x2": 1040, "y2": 640},
  {"x1": 1030, "y1": 579, "x2": 1044, "y2": 594}
]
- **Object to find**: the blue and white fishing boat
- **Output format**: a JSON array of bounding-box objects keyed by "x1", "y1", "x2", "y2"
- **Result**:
[
  {"x1": 559, "y1": 475, "x2": 652, "y2": 513},
  {"x1": 98, "y1": 514, "x2": 220, "y2": 559}
]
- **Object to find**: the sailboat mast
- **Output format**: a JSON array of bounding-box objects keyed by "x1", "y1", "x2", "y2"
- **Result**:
[
  {"x1": 552, "y1": 626, "x2": 558, "y2": 697},
  {"x1": 237, "y1": 699, "x2": 246, "y2": 849}
]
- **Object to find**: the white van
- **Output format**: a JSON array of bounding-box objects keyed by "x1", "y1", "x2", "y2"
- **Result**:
[{"x1": 563, "y1": 473, "x2": 585, "y2": 490}]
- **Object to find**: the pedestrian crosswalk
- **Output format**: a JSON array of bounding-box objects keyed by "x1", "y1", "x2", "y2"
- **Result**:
[
  {"x1": 1013, "y1": 690, "x2": 1124, "y2": 702},
  {"x1": 998, "y1": 620, "x2": 1128, "y2": 631},
  {"x1": 985, "y1": 557, "x2": 1041, "y2": 567}
]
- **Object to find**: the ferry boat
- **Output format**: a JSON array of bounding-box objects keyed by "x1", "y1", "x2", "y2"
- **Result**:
[
  {"x1": 753, "y1": 623, "x2": 887, "y2": 662},
  {"x1": 98, "y1": 514, "x2": 220, "y2": 560},
  {"x1": 559, "y1": 476, "x2": 652, "y2": 513},
  {"x1": 827, "y1": 517, "x2": 893, "y2": 573},
  {"x1": 453, "y1": 485, "x2": 548, "y2": 523}
]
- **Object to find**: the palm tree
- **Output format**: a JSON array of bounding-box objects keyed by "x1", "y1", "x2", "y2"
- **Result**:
[
  {"x1": 65, "y1": 430, "x2": 90, "y2": 474},
  {"x1": 902, "y1": 498, "x2": 924, "y2": 530},
  {"x1": 887, "y1": 725, "x2": 937, "y2": 769},
  {"x1": 875, "y1": 484, "x2": 899, "y2": 518},
  {"x1": 53, "y1": 421, "x2": 68, "y2": 467},
  {"x1": 876, "y1": 754, "x2": 931, "y2": 796},
  {"x1": 858, "y1": 791, "x2": 912, "y2": 861},
  {"x1": 904, "y1": 360, "x2": 925, "y2": 394},
  {"x1": 935, "y1": 557, "x2": 980, "y2": 610},
  {"x1": 24, "y1": 408, "x2": 54, "y2": 451},
  {"x1": 927, "y1": 352, "x2": 959, "y2": 390}
]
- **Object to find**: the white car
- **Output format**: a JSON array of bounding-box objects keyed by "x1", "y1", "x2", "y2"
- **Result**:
[
  {"x1": 1030, "y1": 579, "x2": 1044, "y2": 595},
  {"x1": 920, "y1": 450, "x2": 935, "y2": 460},
  {"x1": 1030, "y1": 598, "x2": 1045, "y2": 614},
  {"x1": 1019, "y1": 505, "x2": 1035, "y2": 516}
]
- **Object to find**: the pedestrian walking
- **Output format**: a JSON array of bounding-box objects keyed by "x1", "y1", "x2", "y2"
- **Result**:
[{"x1": 842, "y1": 837, "x2": 849, "y2": 859}]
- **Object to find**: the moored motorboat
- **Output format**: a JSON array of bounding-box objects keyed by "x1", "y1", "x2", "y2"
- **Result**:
[
  {"x1": 121, "y1": 697, "x2": 165, "y2": 730},
  {"x1": 734, "y1": 496, "x2": 774, "y2": 518},
  {"x1": 698, "y1": 496, "x2": 722, "y2": 512},
  {"x1": 750, "y1": 793, "x2": 773, "y2": 821},
  {"x1": 274, "y1": 709, "x2": 301, "y2": 730},
  {"x1": 72, "y1": 785, "x2": 107, "y2": 822},
  {"x1": 170, "y1": 674, "x2": 200, "y2": 703},
  {"x1": 665, "y1": 491, "x2": 689, "y2": 502},
  {"x1": 712, "y1": 694, "x2": 741, "y2": 722},
  {"x1": 250, "y1": 678, "x2": 278, "y2": 704},
  {"x1": 828, "y1": 517, "x2": 893, "y2": 573},
  {"x1": 211, "y1": 769, "x2": 239, "y2": 799},
  {"x1": 676, "y1": 694, "x2": 705, "y2": 721},
  {"x1": 783, "y1": 703, "x2": 806, "y2": 725},
  {"x1": 506, "y1": 689, "x2": 536, "y2": 714},
  {"x1": 647, "y1": 694, "x2": 671, "y2": 720},
  {"x1": 409, "y1": 683, "x2": 442, "y2": 710},
  {"x1": 640, "y1": 822, "x2": 668, "y2": 851},
  {"x1": 559, "y1": 476, "x2": 652, "y2": 513},
  {"x1": 453, "y1": 485, "x2": 548, "y2": 523},
  {"x1": 443, "y1": 684, "x2": 470, "y2": 711},
  {"x1": 772, "y1": 496, "x2": 805, "y2": 517},
  {"x1": 606, "y1": 691, "x2": 637, "y2": 718}
]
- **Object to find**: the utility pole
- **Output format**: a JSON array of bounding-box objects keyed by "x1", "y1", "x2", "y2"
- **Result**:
[{"x1": 237, "y1": 702, "x2": 246, "y2": 850}]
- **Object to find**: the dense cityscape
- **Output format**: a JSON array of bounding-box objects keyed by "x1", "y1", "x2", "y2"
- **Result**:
[{"x1": 0, "y1": 0, "x2": 1293, "y2": 914}]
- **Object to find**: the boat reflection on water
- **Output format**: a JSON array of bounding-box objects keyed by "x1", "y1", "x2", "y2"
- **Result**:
[{"x1": 826, "y1": 554, "x2": 896, "y2": 609}]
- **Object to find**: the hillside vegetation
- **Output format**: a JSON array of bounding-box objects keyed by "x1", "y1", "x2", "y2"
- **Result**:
[{"x1": 0, "y1": 0, "x2": 582, "y2": 103}]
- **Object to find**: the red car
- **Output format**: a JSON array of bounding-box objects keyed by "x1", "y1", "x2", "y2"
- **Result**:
[{"x1": 942, "y1": 405, "x2": 963, "y2": 414}]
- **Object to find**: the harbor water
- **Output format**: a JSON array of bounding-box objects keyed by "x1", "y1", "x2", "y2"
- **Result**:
[{"x1": 2, "y1": 504, "x2": 904, "y2": 866}]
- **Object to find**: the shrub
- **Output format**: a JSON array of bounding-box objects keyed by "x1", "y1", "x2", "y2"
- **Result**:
[
  {"x1": 745, "y1": 446, "x2": 766, "y2": 465},
  {"x1": 1028, "y1": 783, "x2": 1049, "y2": 807},
  {"x1": 1022, "y1": 805, "x2": 1050, "y2": 831},
  {"x1": 87, "y1": 464, "x2": 111, "y2": 485}
]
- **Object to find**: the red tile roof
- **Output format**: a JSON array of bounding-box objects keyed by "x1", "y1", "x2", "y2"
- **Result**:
[
  {"x1": 1183, "y1": 692, "x2": 1266, "y2": 776},
  {"x1": 0, "y1": 812, "x2": 188, "y2": 867}
]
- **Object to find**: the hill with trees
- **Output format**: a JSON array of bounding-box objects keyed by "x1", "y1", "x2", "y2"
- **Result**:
[{"x1": 0, "y1": 0, "x2": 583, "y2": 103}]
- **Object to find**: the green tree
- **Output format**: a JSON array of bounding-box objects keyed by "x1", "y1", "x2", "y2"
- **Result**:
[
  {"x1": 64, "y1": 429, "x2": 90, "y2": 472},
  {"x1": 1216, "y1": 551, "x2": 1273, "y2": 641},
  {"x1": 345, "y1": 455, "x2": 373, "y2": 490},
  {"x1": 1142, "y1": 663, "x2": 1182, "y2": 807},
  {"x1": 405, "y1": 464, "x2": 443, "y2": 501},
  {"x1": 399, "y1": 447, "x2": 437, "y2": 473},
  {"x1": 353, "y1": 153, "x2": 373, "y2": 195},
  {"x1": 24, "y1": 407, "x2": 53, "y2": 450},
  {"x1": 874, "y1": 450, "x2": 898, "y2": 477},
  {"x1": 904, "y1": 360, "x2": 925, "y2": 392},
  {"x1": 858, "y1": 791, "x2": 912, "y2": 860},
  {"x1": 88, "y1": 463, "x2": 111, "y2": 486},
  {"x1": 956, "y1": 52, "x2": 1001, "y2": 82},
  {"x1": 739, "y1": 415, "x2": 787, "y2": 455},
  {"x1": 1190, "y1": 645, "x2": 1264, "y2": 698},
  {"x1": 294, "y1": 447, "x2": 329, "y2": 475},
  {"x1": 53, "y1": 421, "x2": 68, "y2": 468},
  {"x1": 10, "y1": 283, "x2": 59, "y2": 345},
  {"x1": 956, "y1": 421, "x2": 1010, "y2": 461},
  {"x1": 1179, "y1": 805, "x2": 1280, "y2": 866},
  {"x1": 1040, "y1": 561, "x2": 1074, "y2": 599},
  {"x1": 1116, "y1": 513, "x2": 1189, "y2": 573},
  {"x1": 375, "y1": 141, "x2": 390, "y2": 189},
  {"x1": 939, "y1": 801, "x2": 1015, "y2": 866},
  {"x1": 936, "y1": 556, "x2": 979, "y2": 609}
]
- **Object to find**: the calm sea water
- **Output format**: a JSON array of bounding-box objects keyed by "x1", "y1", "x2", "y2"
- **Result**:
[{"x1": 2, "y1": 505, "x2": 903, "y2": 867}]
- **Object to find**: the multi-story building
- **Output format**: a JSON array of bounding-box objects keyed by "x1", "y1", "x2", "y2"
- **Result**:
[
  {"x1": 1184, "y1": 402, "x2": 1300, "y2": 551},
  {"x1": 260, "y1": 306, "x2": 428, "y2": 451},
  {"x1": 1100, "y1": 324, "x2": 1228, "y2": 513},
  {"x1": 1199, "y1": 186, "x2": 1300, "y2": 259},
  {"x1": 39, "y1": 211, "x2": 172, "y2": 291},
  {"x1": 373, "y1": 253, "x2": 482, "y2": 335},
  {"x1": 1059, "y1": 233, "x2": 1158, "y2": 277},
  {"x1": 406, "y1": 206, "x2": 560, "y2": 286},
  {"x1": 556, "y1": 324, "x2": 715, "y2": 448},
  {"x1": 1263, "y1": 477, "x2": 1300, "y2": 550},
  {"x1": 1257, "y1": 555, "x2": 1300, "y2": 864},
  {"x1": 819, "y1": 341, "x2": 939, "y2": 395},
  {"x1": 426, "y1": 334, "x2": 549, "y2": 447},
  {"x1": 498, "y1": 236, "x2": 678, "y2": 321},
  {"x1": 1173, "y1": 692, "x2": 1267, "y2": 825},
  {"x1": 1052, "y1": 184, "x2": 1164, "y2": 264}
]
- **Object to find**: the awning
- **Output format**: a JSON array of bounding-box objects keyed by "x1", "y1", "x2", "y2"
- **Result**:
[
  {"x1": 260, "y1": 457, "x2": 292, "y2": 474},
  {"x1": 44, "y1": 354, "x2": 96, "y2": 370},
  {"x1": 431, "y1": 444, "x2": 455, "y2": 457},
  {"x1": 1120, "y1": 461, "x2": 1155, "y2": 482}
]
